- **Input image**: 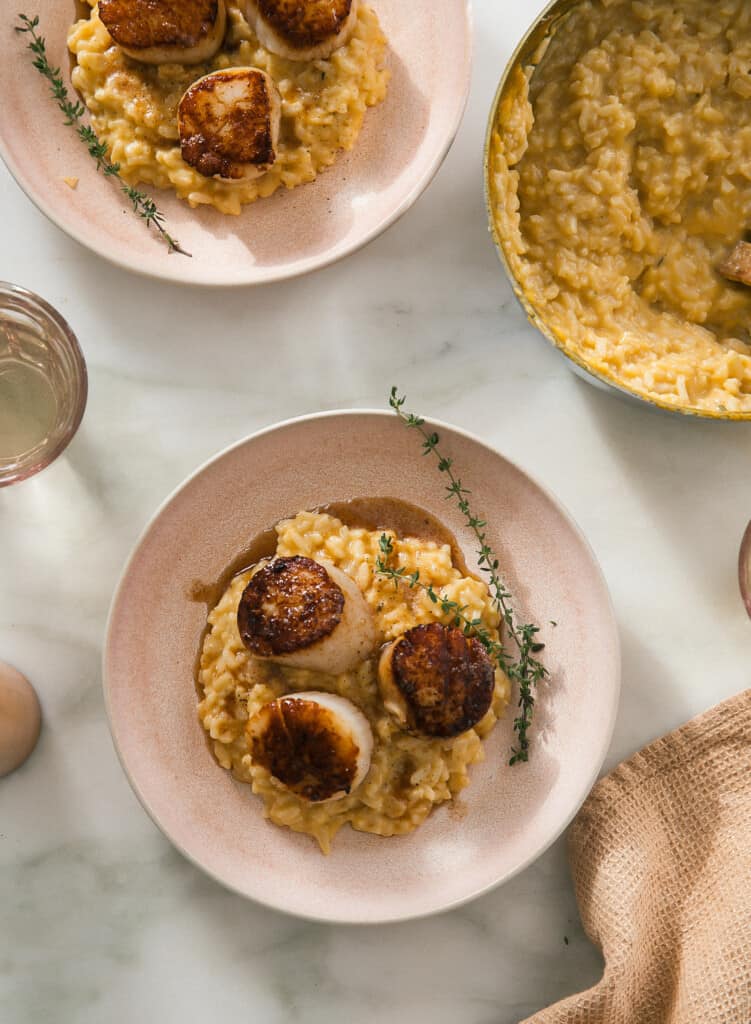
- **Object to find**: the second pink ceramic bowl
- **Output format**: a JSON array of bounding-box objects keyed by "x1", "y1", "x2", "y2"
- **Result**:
[
  {"x1": 1, "y1": 2, "x2": 471, "y2": 286},
  {"x1": 104, "y1": 411, "x2": 620, "y2": 922}
]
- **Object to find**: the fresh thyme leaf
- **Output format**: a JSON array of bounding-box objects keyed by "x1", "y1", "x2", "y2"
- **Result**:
[
  {"x1": 377, "y1": 387, "x2": 551, "y2": 765},
  {"x1": 379, "y1": 533, "x2": 394, "y2": 557},
  {"x1": 15, "y1": 13, "x2": 191, "y2": 257}
]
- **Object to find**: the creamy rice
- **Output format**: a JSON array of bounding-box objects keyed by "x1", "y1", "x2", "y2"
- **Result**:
[
  {"x1": 198, "y1": 511, "x2": 510, "y2": 853},
  {"x1": 490, "y1": 0, "x2": 751, "y2": 415},
  {"x1": 68, "y1": 2, "x2": 389, "y2": 214}
]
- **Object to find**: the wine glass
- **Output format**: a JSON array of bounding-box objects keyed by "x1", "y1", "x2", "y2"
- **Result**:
[{"x1": 0, "y1": 281, "x2": 87, "y2": 487}]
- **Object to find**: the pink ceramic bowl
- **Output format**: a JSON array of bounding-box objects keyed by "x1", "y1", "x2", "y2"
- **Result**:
[
  {"x1": 1, "y1": 3, "x2": 471, "y2": 286},
  {"x1": 104, "y1": 411, "x2": 621, "y2": 923},
  {"x1": 740, "y1": 520, "x2": 751, "y2": 620}
]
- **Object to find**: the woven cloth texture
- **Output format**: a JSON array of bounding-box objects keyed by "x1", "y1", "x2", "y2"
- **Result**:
[{"x1": 524, "y1": 689, "x2": 751, "y2": 1024}]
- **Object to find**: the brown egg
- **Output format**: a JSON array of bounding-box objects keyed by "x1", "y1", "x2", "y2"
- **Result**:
[{"x1": 0, "y1": 662, "x2": 41, "y2": 777}]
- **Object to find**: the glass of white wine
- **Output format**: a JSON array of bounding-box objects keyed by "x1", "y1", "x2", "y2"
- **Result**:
[{"x1": 0, "y1": 282, "x2": 87, "y2": 487}]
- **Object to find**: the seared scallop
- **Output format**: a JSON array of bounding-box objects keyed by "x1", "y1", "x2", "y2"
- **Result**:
[
  {"x1": 245, "y1": 0, "x2": 359, "y2": 61},
  {"x1": 247, "y1": 691, "x2": 373, "y2": 801},
  {"x1": 378, "y1": 623, "x2": 495, "y2": 738},
  {"x1": 177, "y1": 68, "x2": 281, "y2": 180},
  {"x1": 718, "y1": 241, "x2": 751, "y2": 287},
  {"x1": 98, "y1": 0, "x2": 227, "y2": 65},
  {"x1": 237, "y1": 555, "x2": 376, "y2": 674}
]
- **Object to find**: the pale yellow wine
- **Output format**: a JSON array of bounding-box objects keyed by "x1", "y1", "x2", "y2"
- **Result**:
[{"x1": 0, "y1": 356, "x2": 58, "y2": 461}]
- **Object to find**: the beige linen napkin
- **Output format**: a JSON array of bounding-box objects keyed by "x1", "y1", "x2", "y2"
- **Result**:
[{"x1": 524, "y1": 690, "x2": 751, "y2": 1024}]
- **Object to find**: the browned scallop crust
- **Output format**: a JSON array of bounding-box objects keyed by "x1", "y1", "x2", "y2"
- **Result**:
[
  {"x1": 178, "y1": 71, "x2": 275, "y2": 178},
  {"x1": 98, "y1": 0, "x2": 220, "y2": 49},
  {"x1": 391, "y1": 623, "x2": 495, "y2": 738},
  {"x1": 248, "y1": 698, "x2": 358, "y2": 800},
  {"x1": 256, "y1": 0, "x2": 353, "y2": 48},
  {"x1": 237, "y1": 556, "x2": 345, "y2": 656}
]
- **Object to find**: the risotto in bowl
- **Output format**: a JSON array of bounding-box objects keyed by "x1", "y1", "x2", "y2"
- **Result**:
[
  {"x1": 68, "y1": 1, "x2": 389, "y2": 215},
  {"x1": 104, "y1": 411, "x2": 619, "y2": 922},
  {"x1": 486, "y1": 0, "x2": 751, "y2": 419},
  {"x1": 197, "y1": 502, "x2": 511, "y2": 854}
]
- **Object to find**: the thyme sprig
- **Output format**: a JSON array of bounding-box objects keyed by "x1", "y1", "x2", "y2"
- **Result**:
[
  {"x1": 376, "y1": 388, "x2": 550, "y2": 764},
  {"x1": 377, "y1": 533, "x2": 504, "y2": 656},
  {"x1": 15, "y1": 14, "x2": 190, "y2": 257}
]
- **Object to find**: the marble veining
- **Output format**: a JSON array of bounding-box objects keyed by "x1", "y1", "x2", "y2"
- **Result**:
[{"x1": 2, "y1": 1, "x2": 751, "y2": 1021}]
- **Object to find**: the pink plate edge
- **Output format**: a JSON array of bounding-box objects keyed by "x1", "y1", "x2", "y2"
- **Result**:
[
  {"x1": 740, "y1": 519, "x2": 751, "y2": 619},
  {"x1": 0, "y1": 3, "x2": 473, "y2": 288},
  {"x1": 102, "y1": 408, "x2": 622, "y2": 924}
]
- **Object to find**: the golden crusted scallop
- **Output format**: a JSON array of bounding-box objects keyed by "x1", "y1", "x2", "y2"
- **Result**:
[
  {"x1": 379, "y1": 623, "x2": 495, "y2": 738},
  {"x1": 237, "y1": 554, "x2": 375, "y2": 674},
  {"x1": 237, "y1": 556, "x2": 345, "y2": 655},
  {"x1": 177, "y1": 68, "x2": 281, "y2": 180},
  {"x1": 246, "y1": 692, "x2": 373, "y2": 801},
  {"x1": 245, "y1": 0, "x2": 359, "y2": 60},
  {"x1": 98, "y1": 0, "x2": 227, "y2": 64}
]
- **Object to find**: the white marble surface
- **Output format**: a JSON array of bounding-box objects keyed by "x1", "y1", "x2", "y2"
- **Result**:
[{"x1": 2, "y1": 1, "x2": 751, "y2": 1021}]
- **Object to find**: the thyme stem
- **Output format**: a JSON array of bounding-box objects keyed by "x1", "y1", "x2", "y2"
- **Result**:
[
  {"x1": 377, "y1": 388, "x2": 550, "y2": 765},
  {"x1": 15, "y1": 14, "x2": 191, "y2": 257}
]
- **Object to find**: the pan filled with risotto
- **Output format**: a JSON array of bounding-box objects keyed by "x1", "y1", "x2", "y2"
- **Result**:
[{"x1": 486, "y1": 0, "x2": 751, "y2": 419}]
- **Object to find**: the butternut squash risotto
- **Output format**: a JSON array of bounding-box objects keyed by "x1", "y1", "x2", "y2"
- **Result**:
[
  {"x1": 197, "y1": 510, "x2": 510, "y2": 853},
  {"x1": 490, "y1": 0, "x2": 751, "y2": 415},
  {"x1": 68, "y1": 2, "x2": 389, "y2": 214}
]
